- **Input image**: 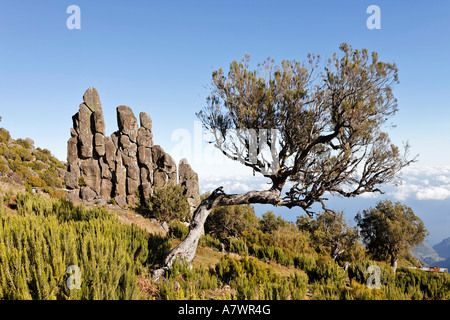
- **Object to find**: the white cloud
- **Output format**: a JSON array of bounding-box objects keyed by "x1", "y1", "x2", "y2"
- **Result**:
[
  {"x1": 416, "y1": 187, "x2": 450, "y2": 200},
  {"x1": 198, "y1": 164, "x2": 450, "y2": 201}
]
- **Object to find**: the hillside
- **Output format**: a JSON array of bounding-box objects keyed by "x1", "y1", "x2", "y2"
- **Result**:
[
  {"x1": 410, "y1": 243, "x2": 444, "y2": 266},
  {"x1": 0, "y1": 126, "x2": 66, "y2": 194},
  {"x1": 433, "y1": 237, "x2": 450, "y2": 260},
  {"x1": 1, "y1": 123, "x2": 450, "y2": 300}
]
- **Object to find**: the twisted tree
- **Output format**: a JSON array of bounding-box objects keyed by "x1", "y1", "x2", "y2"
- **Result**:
[{"x1": 153, "y1": 43, "x2": 415, "y2": 280}]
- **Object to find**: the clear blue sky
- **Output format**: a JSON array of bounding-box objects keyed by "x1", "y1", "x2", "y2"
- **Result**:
[{"x1": 1, "y1": 1, "x2": 450, "y2": 243}]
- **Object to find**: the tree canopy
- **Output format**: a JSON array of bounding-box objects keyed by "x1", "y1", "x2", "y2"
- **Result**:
[
  {"x1": 355, "y1": 200, "x2": 428, "y2": 272},
  {"x1": 197, "y1": 43, "x2": 415, "y2": 214},
  {"x1": 155, "y1": 44, "x2": 416, "y2": 278}
]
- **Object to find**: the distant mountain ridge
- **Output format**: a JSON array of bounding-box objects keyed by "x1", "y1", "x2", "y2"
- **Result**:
[
  {"x1": 433, "y1": 237, "x2": 450, "y2": 260},
  {"x1": 411, "y1": 243, "x2": 443, "y2": 266},
  {"x1": 433, "y1": 237, "x2": 450, "y2": 270},
  {"x1": 411, "y1": 237, "x2": 450, "y2": 270}
]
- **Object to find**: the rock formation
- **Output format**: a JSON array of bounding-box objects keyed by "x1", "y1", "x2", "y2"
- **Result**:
[
  {"x1": 178, "y1": 158, "x2": 201, "y2": 218},
  {"x1": 65, "y1": 87, "x2": 199, "y2": 208}
]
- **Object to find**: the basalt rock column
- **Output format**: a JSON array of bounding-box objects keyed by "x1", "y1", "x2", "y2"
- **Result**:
[
  {"x1": 65, "y1": 87, "x2": 200, "y2": 208},
  {"x1": 178, "y1": 158, "x2": 201, "y2": 218}
]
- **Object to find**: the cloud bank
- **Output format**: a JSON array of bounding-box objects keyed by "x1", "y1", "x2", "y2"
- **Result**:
[{"x1": 198, "y1": 164, "x2": 450, "y2": 201}]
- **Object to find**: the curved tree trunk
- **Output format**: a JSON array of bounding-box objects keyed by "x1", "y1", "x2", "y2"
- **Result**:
[
  {"x1": 152, "y1": 185, "x2": 283, "y2": 280},
  {"x1": 152, "y1": 202, "x2": 212, "y2": 280}
]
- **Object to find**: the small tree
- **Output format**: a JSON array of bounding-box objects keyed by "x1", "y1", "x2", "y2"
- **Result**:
[
  {"x1": 205, "y1": 204, "x2": 258, "y2": 242},
  {"x1": 146, "y1": 185, "x2": 190, "y2": 222},
  {"x1": 153, "y1": 44, "x2": 415, "y2": 279},
  {"x1": 297, "y1": 211, "x2": 362, "y2": 261},
  {"x1": 355, "y1": 200, "x2": 428, "y2": 273}
]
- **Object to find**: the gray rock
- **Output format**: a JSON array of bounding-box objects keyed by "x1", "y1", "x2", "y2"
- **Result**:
[
  {"x1": 104, "y1": 136, "x2": 116, "y2": 168},
  {"x1": 80, "y1": 158, "x2": 101, "y2": 194},
  {"x1": 64, "y1": 166, "x2": 79, "y2": 190},
  {"x1": 80, "y1": 186, "x2": 97, "y2": 201},
  {"x1": 139, "y1": 112, "x2": 152, "y2": 130},
  {"x1": 67, "y1": 137, "x2": 78, "y2": 164},
  {"x1": 161, "y1": 221, "x2": 170, "y2": 232},
  {"x1": 94, "y1": 132, "x2": 106, "y2": 157},
  {"x1": 65, "y1": 87, "x2": 202, "y2": 211},
  {"x1": 100, "y1": 178, "x2": 113, "y2": 199},
  {"x1": 78, "y1": 103, "x2": 94, "y2": 159},
  {"x1": 153, "y1": 169, "x2": 168, "y2": 188},
  {"x1": 93, "y1": 110, "x2": 105, "y2": 135},
  {"x1": 117, "y1": 105, "x2": 138, "y2": 142},
  {"x1": 178, "y1": 158, "x2": 201, "y2": 217},
  {"x1": 83, "y1": 87, "x2": 102, "y2": 113},
  {"x1": 66, "y1": 189, "x2": 81, "y2": 203},
  {"x1": 114, "y1": 195, "x2": 127, "y2": 208}
]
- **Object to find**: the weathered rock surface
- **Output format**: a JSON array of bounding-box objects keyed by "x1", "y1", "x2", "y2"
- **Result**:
[
  {"x1": 179, "y1": 158, "x2": 201, "y2": 217},
  {"x1": 65, "y1": 87, "x2": 200, "y2": 208}
]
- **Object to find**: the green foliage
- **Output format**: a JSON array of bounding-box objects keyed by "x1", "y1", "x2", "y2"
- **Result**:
[
  {"x1": 0, "y1": 196, "x2": 5, "y2": 218},
  {"x1": 199, "y1": 234, "x2": 222, "y2": 251},
  {"x1": 158, "y1": 259, "x2": 219, "y2": 300},
  {"x1": 0, "y1": 193, "x2": 150, "y2": 300},
  {"x1": 293, "y1": 253, "x2": 318, "y2": 273},
  {"x1": 0, "y1": 128, "x2": 10, "y2": 144},
  {"x1": 146, "y1": 185, "x2": 190, "y2": 222},
  {"x1": 15, "y1": 138, "x2": 32, "y2": 150},
  {"x1": 78, "y1": 177, "x2": 87, "y2": 187},
  {"x1": 347, "y1": 259, "x2": 395, "y2": 287},
  {"x1": 395, "y1": 267, "x2": 450, "y2": 300},
  {"x1": 7, "y1": 159, "x2": 33, "y2": 181},
  {"x1": 26, "y1": 175, "x2": 47, "y2": 188},
  {"x1": 39, "y1": 168, "x2": 62, "y2": 188},
  {"x1": 168, "y1": 220, "x2": 189, "y2": 240},
  {"x1": 205, "y1": 204, "x2": 259, "y2": 242},
  {"x1": 147, "y1": 233, "x2": 172, "y2": 267},
  {"x1": 226, "y1": 237, "x2": 248, "y2": 255},
  {"x1": 0, "y1": 157, "x2": 9, "y2": 174},
  {"x1": 297, "y1": 211, "x2": 362, "y2": 262},
  {"x1": 214, "y1": 255, "x2": 308, "y2": 300},
  {"x1": 308, "y1": 258, "x2": 346, "y2": 286},
  {"x1": 356, "y1": 200, "x2": 428, "y2": 268}
]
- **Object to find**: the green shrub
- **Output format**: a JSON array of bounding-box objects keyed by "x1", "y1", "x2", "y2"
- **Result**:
[
  {"x1": 147, "y1": 233, "x2": 172, "y2": 267},
  {"x1": 39, "y1": 168, "x2": 62, "y2": 188},
  {"x1": 227, "y1": 237, "x2": 248, "y2": 255},
  {"x1": 199, "y1": 234, "x2": 222, "y2": 251},
  {"x1": 0, "y1": 193, "x2": 150, "y2": 300},
  {"x1": 0, "y1": 128, "x2": 10, "y2": 144},
  {"x1": 146, "y1": 185, "x2": 190, "y2": 222},
  {"x1": 293, "y1": 253, "x2": 317, "y2": 273},
  {"x1": 308, "y1": 259, "x2": 346, "y2": 286},
  {"x1": 0, "y1": 157, "x2": 9, "y2": 174},
  {"x1": 205, "y1": 204, "x2": 259, "y2": 242},
  {"x1": 0, "y1": 196, "x2": 5, "y2": 218},
  {"x1": 158, "y1": 259, "x2": 219, "y2": 300},
  {"x1": 15, "y1": 138, "x2": 31, "y2": 150},
  {"x1": 30, "y1": 161, "x2": 46, "y2": 172},
  {"x1": 395, "y1": 267, "x2": 450, "y2": 300},
  {"x1": 168, "y1": 220, "x2": 189, "y2": 240},
  {"x1": 27, "y1": 175, "x2": 47, "y2": 188},
  {"x1": 347, "y1": 260, "x2": 395, "y2": 287},
  {"x1": 8, "y1": 159, "x2": 33, "y2": 181}
]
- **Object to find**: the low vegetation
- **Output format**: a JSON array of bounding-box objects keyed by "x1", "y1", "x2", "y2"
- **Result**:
[{"x1": 1, "y1": 186, "x2": 449, "y2": 300}]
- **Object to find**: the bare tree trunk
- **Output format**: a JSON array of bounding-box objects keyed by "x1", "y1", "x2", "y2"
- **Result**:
[
  {"x1": 391, "y1": 256, "x2": 398, "y2": 274},
  {"x1": 152, "y1": 186, "x2": 283, "y2": 280},
  {"x1": 152, "y1": 202, "x2": 213, "y2": 280}
]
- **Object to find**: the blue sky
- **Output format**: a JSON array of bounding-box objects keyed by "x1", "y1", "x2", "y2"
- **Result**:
[{"x1": 1, "y1": 1, "x2": 450, "y2": 244}]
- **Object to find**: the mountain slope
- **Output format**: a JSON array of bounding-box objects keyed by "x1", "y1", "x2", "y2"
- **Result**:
[
  {"x1": 433, "y1": 237, "x2": 450, "y2": 260},
  {"x1": 411, "y1": 243, "x2": 444, "y2": 266}
]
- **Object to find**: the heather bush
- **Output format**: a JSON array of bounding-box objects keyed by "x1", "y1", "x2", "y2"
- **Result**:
[
  {"x1": 146, "y1": 185, "x2": 190, "y2": 222},
  {"x1": 0, "y1": 194, "x2": 150, "y2": 299}
]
